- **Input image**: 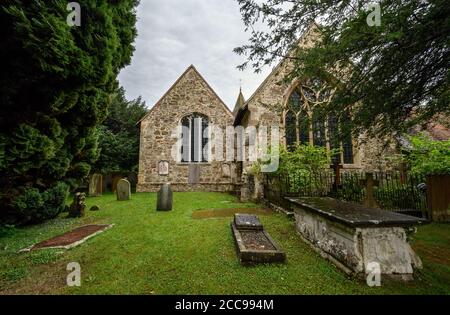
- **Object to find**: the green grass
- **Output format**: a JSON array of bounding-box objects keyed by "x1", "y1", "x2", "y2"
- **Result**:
[{"x1": 0, "y1": 192, "x2": 449, "y2": 294}]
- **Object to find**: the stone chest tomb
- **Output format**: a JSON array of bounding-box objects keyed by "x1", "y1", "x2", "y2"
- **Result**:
[{"x1": 287, "y1": 197, "x2": 428, "y2": 279}]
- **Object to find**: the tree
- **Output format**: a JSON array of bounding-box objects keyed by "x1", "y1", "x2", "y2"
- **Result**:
[
  {"x1": 0, "y1": 1, "x2": 139, "y2": 224},
  {"x1": 234, "y1": 0, "x2": 450, "y2": 137},
  {"x1": 94, "y1": 87, "x2": 147, "y2": 174}
]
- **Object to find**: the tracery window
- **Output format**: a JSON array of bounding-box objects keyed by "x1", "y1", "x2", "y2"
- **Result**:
[{"x1": 284, "y1": 81, "x2": 355, "y2": 164}]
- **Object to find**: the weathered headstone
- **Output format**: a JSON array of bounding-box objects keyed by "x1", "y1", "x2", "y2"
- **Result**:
[
  {"x1": 188, "y1": 164, "x2": 200, "y2": 184},
  {"x1": 157, "y1": 183, "x2": 173, "y2": 211},
  {"x1": 89, "y1": 174, "x2": 103, "y2": 197},
  {"x1": 69, "y1": 192, "x2": 86, "y2": 218},
  {"x1": 116, "y1": 178, "x2": 131, "y2": 201}
]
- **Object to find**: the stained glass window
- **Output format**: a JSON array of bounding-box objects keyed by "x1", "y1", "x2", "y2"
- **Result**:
[
  {"x1": 285, "y1": 110, "x2": 296, "y2": 150},
  {"x1": 313, "y1": 109, "x2": 326, "y2": 147},
  {"x1": 328, "y1": 115, "x2": 341, "y2": 164}
]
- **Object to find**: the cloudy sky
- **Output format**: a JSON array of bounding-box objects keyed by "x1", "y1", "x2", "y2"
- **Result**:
[{"x1": 118, "y1": 0, "x2": 272, "y2": 110}]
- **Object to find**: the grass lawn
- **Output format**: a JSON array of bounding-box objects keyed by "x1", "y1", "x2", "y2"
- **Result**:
[{"x1": 0, "y1": 192, "x2": 449, "y2": 294}]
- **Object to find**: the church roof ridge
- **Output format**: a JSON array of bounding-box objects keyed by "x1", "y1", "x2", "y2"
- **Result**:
[{"x1": 137, "y1": 64, "x2": 232, "y2": 125}]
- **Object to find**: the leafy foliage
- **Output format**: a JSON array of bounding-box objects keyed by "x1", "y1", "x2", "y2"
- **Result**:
[
  {"x1": 234, "y1": 0, "x2": 450, "y2": 136},
  {"x1": 94, "y1": 87, "x2": 147, "y2": 174},
  {"x1": 0, "y1": 1, "x2": 138, "y2": 224},
  {"x1": 406, "y1": 134, "x2": 450, "y2": 176},
  {"x1": 254, "y1": 144, "x2": 333, "y2": 194}
]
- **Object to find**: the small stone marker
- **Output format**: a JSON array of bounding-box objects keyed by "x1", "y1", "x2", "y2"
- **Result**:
[
  {"x1": 157, "y1": 183, "x2": 173, "y2": 211},
  {"x1": 234, "y1": 214, "x2": 263, "y2": 230},
  {"x1": 116, "y1": 178, "x2": 131, "y2": 201},
  {"x1": 90, "y1": 205, "x2": 100, "y2": 211},
  {"x1": 188, "y1": 164, "x2": 200, "y2": 184},
  {"x1": 69, "y1": 192, "x2": 86, "y2": 218},
  {"x1": 89, "y1": 173, "x2": 103, "y2": 197}
]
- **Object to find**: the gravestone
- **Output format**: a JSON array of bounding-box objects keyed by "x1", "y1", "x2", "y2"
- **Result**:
[
  {"x1": 89, "y1": 174, "x2": 103, "y2": 197},
  {"x1": 69, "y1": 192, "x2": 86, "y2": 218},
  {"x1": 157, "y1": 183, "x2": 173, "y2": 211},
  {"x1": 188, "y1": 164, "x2": 200, "y2": 184},
  {"x1": 360, "y1": 172, "x2": 379, "y2": 208},
  {"x1": 234, "y1": 214, "x2": 263, "y2": 230},
  {"x1": 116, "y1": 178, "x2": 131, "y2": 201}
]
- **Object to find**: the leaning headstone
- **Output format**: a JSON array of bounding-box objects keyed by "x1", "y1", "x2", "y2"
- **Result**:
[
  {"x1": 89, "y1": 174, "x2": 103, "y2": 197},
  {"x1": 69, "y1": 193, "x2": 86, "y2": 218},
  {"x1": 157, "y1": 183, "x2": 173, "y2": 211},
  {"x1": 116, "y1": 178, "x2": 131, "y2": 201}
]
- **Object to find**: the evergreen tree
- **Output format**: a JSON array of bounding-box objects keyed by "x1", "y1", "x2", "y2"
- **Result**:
[
  {"x1": 234, "y1": 0, "x2": 450, "y2": 137},
  {"x1": 94, "y1": 87, "x2": 147, "y2": 174},
  {"x1": 0, "y1": 1, "x2": 138, "y2": 224}
]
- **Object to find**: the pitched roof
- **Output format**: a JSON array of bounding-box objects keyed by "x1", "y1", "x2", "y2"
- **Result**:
[
  {"x1": 233, "y1": 22, "x2": 321, "y2": 125},
  {"x1": 136, "y1": 65, "x2": 232, "y2": 125}
]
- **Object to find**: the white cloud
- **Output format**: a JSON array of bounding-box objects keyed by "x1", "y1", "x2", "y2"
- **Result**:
[{"x1": 118, "y1": 0, "x2": 272, "y2": 110}]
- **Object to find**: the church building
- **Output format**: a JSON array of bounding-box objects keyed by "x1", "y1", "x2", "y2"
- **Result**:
[{"x1": 136, "y1": 25, "x2": 396, "y2": 198}]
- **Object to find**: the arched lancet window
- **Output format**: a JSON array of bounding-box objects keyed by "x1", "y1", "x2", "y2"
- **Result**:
[
  {"x1": 328, "y1": 115, "x2": 341, "y2": 164},
  {"x1": 285, "y1": 110, "x2": 296, "y2": 149},
  {"x1": 341, "y1": 112, "x2": 354, "y2": 164},
  {"x1": 181, "y1": 113, "x2": 209, "y2": 163},
  {"x1": 312, "y1": 108, "x2": 326, "y2": 147},
  {"x1": 298, "y1": 109, "x2": 310, "y2": 145},
  {"x1": 285, "y1": 87, "x2": 308, "y2": 150}
]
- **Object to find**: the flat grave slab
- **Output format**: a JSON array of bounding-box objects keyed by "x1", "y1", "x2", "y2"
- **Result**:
[
  {"x1": 286, "y1": 197, "x2": 428, "y2": 228},
  {"x1": 21, "y1": 224, "x2": 113, "y2": 252},
  {"x1": 192, "y1": 208, "x2": 272, "y2": 219},
  {"x1": 231, "y1": 214, "x2": 285, "y2": 264}
]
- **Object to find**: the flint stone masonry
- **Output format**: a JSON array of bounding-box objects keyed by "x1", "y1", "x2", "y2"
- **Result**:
[
  {"x1": 157, "y1": 183, "x2": 173, "y2": 211},
  {"x1": 287, "y1": 197, "x2": 427, "y2": 278},
  {"x1": 137, "y1": 65, "x2": 235, "y2": 193},
  {"x1": 116, "y1": 178, "x2": 131, "y2": 201}
]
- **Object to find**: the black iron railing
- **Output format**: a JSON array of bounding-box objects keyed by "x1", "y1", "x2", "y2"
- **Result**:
[{"x1": 263, "y1": 169, "x2": 428, "y2": 218}]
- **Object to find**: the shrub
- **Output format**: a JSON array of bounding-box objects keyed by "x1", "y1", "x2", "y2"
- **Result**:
[
  {"x1": 254, "y1": 144, "x2": 334, "y2": 195},
  {"x1": 406, "y1": 134, "x2": 450, "y2": 176},
  {"x1": 10, "y1": 182, "x2": 69, "y2": 225}
]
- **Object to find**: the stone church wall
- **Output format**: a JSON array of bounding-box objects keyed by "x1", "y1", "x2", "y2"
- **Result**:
[{"x1": 137, "y1": 66, "x2": 236, "y2": 192}]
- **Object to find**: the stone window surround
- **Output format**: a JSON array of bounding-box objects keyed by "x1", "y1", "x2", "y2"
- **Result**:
[
  {"x1": 179, "y1": 112, "x2": 210, "y2": 163},
  {"x1": 281, "y1": 81, "x2": 361, "y2": 168}
]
